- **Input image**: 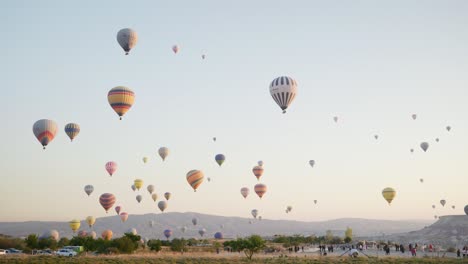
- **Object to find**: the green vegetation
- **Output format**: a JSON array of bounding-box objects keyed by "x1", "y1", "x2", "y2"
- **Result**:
[
  {"x1": 344, "y1": 227, "x2": 353, "y2": 243},
  {"x1": 271, "y1": 234, "x2": 343, "y2": 246},
  {"x1": 223, "y1": 235, "x2": 266, "y2": 260}
]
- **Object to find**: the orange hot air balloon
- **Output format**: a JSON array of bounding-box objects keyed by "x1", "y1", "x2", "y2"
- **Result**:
[
  {"x1": 107, "y1": 86, "x2": 135, "y2": 120},
  {"x1": 186, "y1": 170, "x2": 204, "y2": 192},
  {"x1": 101, "y1": 230, "x2": 113, "y2": 240},
  {"x1": 254, "y1": 183, "x2": 267, "y2": 199},
  {"x1": 252, "y1": 166, "x2": 264, "y2": 181}
]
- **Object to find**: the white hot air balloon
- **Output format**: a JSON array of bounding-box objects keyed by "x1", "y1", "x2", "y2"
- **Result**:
[
  {"x1": 116, "y1": 28, "x2": 138, "y2": 55},
  {"x1": 269, "y1": 76, "x2": 297, "y2": 114},
  {"x1": 158, "y1": 147, "x2": 169, "y2": 161}
]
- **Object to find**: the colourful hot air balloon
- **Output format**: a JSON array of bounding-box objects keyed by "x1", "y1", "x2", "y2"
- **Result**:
[
  {"x1": 164, "y1": 192, "x2": 171, "y2": 200},
  {"x1": 309, "y1": 160, "x2": 315, "y2": 167},
  {"x1": 152, "y1": 193, "x2": 158, "y2": 202},
  {"x1": 412, "y1": 114, "x2": 417, "y2": 120},
  {"x1": 134, "y1": 179, "x2": 143, "y2": 190},
  {"x1": 252, "y1": 166, "x2": 264, "y2": 181},
  {"x1": 116, "y1": 28, "x2": 138, "y2": 55},
  {"x1": 440, "y1": 200, "x2": 446, "y2": 207},
  {"x1": 99, "y1": 193, "x2": 116, "y2": 213},
  {"x1": 382, "y1": 187, "x2": 396, "y2": 205},
  {"x1": 269, "y1": 76, "x2": 297, "y2": 114},
  {"x1": 164, "y1": 229, "x2": 172, "y2": 239},
  {"x1": 420, "y1": 142, "x2": 429, "y2": 152},
  {"x1": 105, "y1": 161, "x2": 117, "y2": 176},
  {"x1": 64, "y1": 123, "x2": 80, "y2": 142},
  {"x1": 142, "y1": 157, "x2": 149, "y2": 164},
  {"x1": 33, "y1": 119, "x2": 58, "y2": 149},
  {"x1": 186, "y1": 170, "x2": 204, "y2": 192},
  {"x1": 215, "y1": 154, "x2": 226, "y2": 166},
  {"x1": 86, "y1": 216, "x2": 96, "y2": 228},
  {"x1": 214, "y1": 232, "x2": 223, "y2": 239},
  {"x1": 158, "y1": 147, "x2": 169, "y2": 161},
  {"x1": 254, "y1": 183, "x2": 267, "y2": 199},
  {"x1": 258, "y1": 160, "x2": 264, "y2": 166},
  {"x1": 131, "y1": 185, "x2": 136, "y2": 192},
  {"x1": 147, "y1": 185, "x2": 155, "y2": 194},
  {"x1": 84, "y1": 185, "x2": 94, "y2": 196},
  {"x1": 198, "y1": 228, "x2": 206, "y2": 237},
  {"x1": 69, "y1": 219, "x2": 80, "y2": 233},
  {"x1": 158, "y1": 201, "x2": 167, "y2": 212},
  {"x1": 120, "y1": 212, "x2": 128, "y2": 222},
  {"x1": 192, "y1": 217, "x2": 197, "y2": 226},
  {"x1": 115, "y1": 206, "x2": 122, "y2": 215},
  {"x1": 136, "y1": 195, "x2": 142, "y2": 203},
  {"x1": 172, "y1": 45, "x2": 179, "y2": 54},
  {"x1": 101, "y1": 230, "x2": 113, "y2": 240},
  {"x1": 240, "y1": 187, "x2": 249, "y2": 199},
  {"x1": 108, "y1": 86, "x2": 135, "y2": 120},
  {"x1": 251, "y1": 209, "x2": 258, "y2": 218}
]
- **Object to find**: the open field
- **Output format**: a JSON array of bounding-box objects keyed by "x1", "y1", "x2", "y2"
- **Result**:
[{"x1": 1, "y1": 254, "x2": 467, "y2": 264}]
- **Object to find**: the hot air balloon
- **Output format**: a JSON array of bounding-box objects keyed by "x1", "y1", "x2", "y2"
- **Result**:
[
  {"x1": 172, "y1": 45, "x2": 179, "y2": 54},
  {"x1": 382, "y1": 187, "x2": 396, "y2": 205},
  {"x1": 134, "y1": 179, "x2": 143, "y2": 190},
  {"x1": 198, "y1": 228, "x2": 206, "y2": 237},
  {"x1": 207, "y1": 177, "x2": 211, "y2": 182},
  {"x1": 186, "y1": 170, "x2": 204, "y2": 192},
  {"x1": 251, "y1": 209, "x2": 258, "y2": 219},
  {"x1": 102, "y1": 230, "x2": 113, "y2": 240},
  {"x1": 419, "y1": 178, "x2": 424, "y2": 183},
  {"x1": 420, "y1": 142, "x2": 429, "y2": 152},
  {"x1": 440, "y1": 200, "x2": 446, "y2": 207},
  {"x1": 464, "y1": 205, "x2": 468, "y2": 215},
  {"x1": 258, "y1": 160, "x2": 264, "y2": 167},
  {"x1": 435, "y1": 138, "x2": 440, "y2": 143},
  {"x1": 314, "y1": 200, "x2": 317, "y2": 204},
  {"x1": 309, "y1": 160, "x2": 315, "y2": 167},
  {"x1": 215, "y1": 154, "x2": 226, "y2": 166},
  {"x1": 131, "y1": 185, "x2": 136, "y2": 192},
  {"x1": 287, "y1": 206, "x2": 292, "y2": 213},
  {"x1": 69, "y1": 219, "x2": 80, "y2": 233},
  {"x1": 105, "y1": 161, "x2": 117, "y2": 176},
  {"x1": 84, "y1": 185, "x2": 94, "y2": 196},
  {"x1": 115, "y1": 206, "x2": 122, "y2": 215},
  {"x1": 374, "y1": 135, "x2": 379, "y2": 140},
  {"x1": 446, "y1": 126, "x2": 451, "y2": 132},
  {"x1": 41, "y1": 230, "x2": 59, "y2": 241},
  {"x1": 240, "y1": 187, "x2": 249, "y2": 199},
  {"x1": 158, "y1": 147, "x2": 169, "y2": 161},
  {"x1": 33, "y1": 119, "x2": 58, "y2": 149},
  {"x1": 152, "y1": 193, "x2": 158, "y2": 202},
  {"x1": 202, "y1": 54, "x2": 206, "y2": 60},
  {"x1": 89, "y1": 231, "x2": 97, "y2": 239},
  {"x1": 164, "y1": 229, "x2": 172, "y2": 240},
  {"x1": 254, "y1": 183, "x2": 267, "y2": 199},
  {"x1": 410, "y1": 148, "x2": 414, "y2": 153},
  {"x1": 120, "y1": 212, "x2": 129, "y2": 222},
  {"x1": 78, "y1": 230, "x2": 88, "y2": 237},
  {"x1": 192, "y1": 218, "x2": 198, "y2": 226},
  {"x1": 108, "y1": 86, "x2": 135, "y2": 120},
  {"x1": 258, "y1": 216, "x2": 262, "y2": 221},
  {"x1": 149, "y1": 221, "x2": 154, "y2": 228},
  {"x1": 64, "y1": 123, "x2": 80, "y2": 142},
  {"x1": 213, "y1": 137, "x2": 216, "y2": 142},
  {"x1": 181, "y1": 226, "x2": 187, "y2": 233},
  {"x1": 269, "y1": 76, "x2": 297, "y2": 114},
  {"x1": 214, "y1": 232, "x2": 223, "y2": 239},
  {"x1": 333, "y1": 116, "x2": 339, "y2": 123},
  {"x1": 158, "y1": 201, "x2": 167, "y2": 212},
  {"x1": 126, "y1": 228, "x2": 137, "y2": 235},
  {"x1": 432, "y1": 205, "x2": 436, "y2": 209},
  {"x1": 164, "y1": 192, "x2": 171, "y2": 200},
  {"x1": 412, "y1": 114, "x2": 417, "y2": 120},
  {"x1": 99, "y1": 193, "x2": 116, "y2": 213},
  {"x1": 452, "y1": 205, "x2": 455, "y2": 209},
  {"x1": 252, "y1": 166, "x2": 264, "y2": 181},
  {"x1": 116, "y1": 28, "x2": 138, "y2": 55},
  {"x1": 136, "y1": 195, "x2": 142, "y2": 203},
  {"x1": 147, "y1": 185, "x2": 155, "y2": 194},
  {"x1": 86, "y1": 216, "x2": 96, "y2": 228},
  {"x1": 142, "y1": 157, "x2": 149, "y2": 164}
]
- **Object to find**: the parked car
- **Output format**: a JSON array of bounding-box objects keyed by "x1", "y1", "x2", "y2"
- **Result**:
[
  {"x1": 0, "y1": 249, "x2": 8, "y2": 255},
  {"x1": 56, "y1": 249, "x2": 77, "y2": 257},
  {"x1": 7, "y1": 248, "x2": 22, "y2": 254}
]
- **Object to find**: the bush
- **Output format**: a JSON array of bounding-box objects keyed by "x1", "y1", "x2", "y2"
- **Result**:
[
  {"x1": 148, "y1": 239, "x2": 162, "y2": 252},
  {"x1": 170, "y1": 238, "x2": 187, "y2": 253},
  {"x1": 446, "y1": 247, "x2": 456, "y2": 253}
]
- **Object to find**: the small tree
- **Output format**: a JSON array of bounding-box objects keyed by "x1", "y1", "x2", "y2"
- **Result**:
[
  {"x1": 241, "y1": 235, "x2": 266, "y2": 260},
  {"x1": 58, "y1": 237, "x2": 70, "y2": 248},
  {"x1": 170, "y1": 238, "x2": 187, "y2": 253},
  {"x1": 325, "y1": 230, "x2": 334, "y2": 243},
  {"x1": 148, "y1": 239, "x2": 162, "y2": 252},
  {"x1": 344, "y1": 227, "x2": 353, "y2": 243},
  {"x1": 25, "y1": 234, "x2": 39, "y2": 249}
]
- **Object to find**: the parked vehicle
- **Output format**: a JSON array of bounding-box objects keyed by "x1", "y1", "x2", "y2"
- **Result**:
[
  {"x1": 7, "y1": 248, "x2": 22, "y2": 254},
  {"x1": 56, "y1": 249, "x2": 77, "y2": 257},
  {"x1": 0, "y1": 249, "x2": 8, "y2": 255}
]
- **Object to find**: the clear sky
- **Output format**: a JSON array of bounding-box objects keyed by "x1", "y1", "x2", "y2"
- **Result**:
[{"x1": 1, "y1": 0, "x2": 467, "y2": 222}]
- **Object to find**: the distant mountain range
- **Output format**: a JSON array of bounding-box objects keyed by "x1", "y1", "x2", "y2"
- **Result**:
[{"x1": 0, "y1": 212, "x2": 434, "y2": 240}]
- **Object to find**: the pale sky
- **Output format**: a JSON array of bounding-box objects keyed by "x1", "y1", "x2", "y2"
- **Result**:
[{"x1": 1, "y1": 0, "x2": 467, "y2": 222}]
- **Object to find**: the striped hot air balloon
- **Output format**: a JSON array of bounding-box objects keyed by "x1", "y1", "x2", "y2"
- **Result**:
[
  {"x1": 120, "y1": 212, "x2": 128, "y2": 222},
  {"x1": 186, "y1": 170, "x2": 204, "y2": 192},
  {"x1": 33, "y1": 119, "x2": 58, "y2": 149},
  {"x1": 64, "y1": 123, "x2": 80, "y2": 142},
  {"x1": 269, "y1": 76, "x2": 298, "y2": 114},
  {"x1": 107, "y1": 86, "x2": 135, "y2": 120},
  {"x1": 134, "y1": 179, "x2": 143, "y2": 190},
  {"x1": 99, "y1": 193, "x2": 116, "y2": 213},
  {"x1": 101, "y1": 230, "x2": 113, "y2": 240},
  {"x1": 254, "y1": 183, "x2": 267, "y2": 199},
  {"x1": 252, "y1": 166, "x2": 264, "y2": 181},
  {"x1": 105, "y1": 162, "x2": 117, "y2": 176}
]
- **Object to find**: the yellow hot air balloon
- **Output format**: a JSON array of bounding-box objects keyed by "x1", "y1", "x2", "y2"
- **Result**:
[
  {"x1": 69, "y1": 219, "x2": 81, "y2": 233},
  {"x1": 107, "y1": 86, "x2": 135, "y2": 120},
  {"x1": 134, "y1": 179, "x2": 143, "y2": 190},
  {"x1": 86, "y1": 216, "x2": 96, "y2": 228},
  {"x1": 186, "y1": 170, "x2": 204, "y2": 192},
  {"x1": 142, "y1": 157, "x2": 149, "y2": 164},
  {"x1": 382, "y1": 187, "x2": 396, "y2": 205}
]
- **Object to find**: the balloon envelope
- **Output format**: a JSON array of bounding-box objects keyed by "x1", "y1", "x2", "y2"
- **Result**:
[
  {"x1": 164, "y1": 229, "x2": 172, "y2": 239},
  {"x1": 99, "y1": 193, "x2": 116, "y2": 213},
  {"x1": 108, "y1": 86, "x2": 135, "y2": 120},
  {"x1": 382, "y1": 187, "x2": 396, "y2": 205},
  {"x1": 102, "y1": 230, "x2": 113, "y2": 240},
  {"x1": 84, "y1": 185, "x2": 94, "y2": 196},
  {"x1": 192, "y1": 218, "x2": 198, "y2": 226},
  {"x1": 158, "y1": 147, "x2": 169, "y2": 161},
  {"x1": 158, "y1": 201, "x2": 167, "y2": 212},
  {"x1": 254, "y1": 183, "x2": 267, "y2": 199},
  {"x1": 115, "y1": 206, "x2": 122, "y2": 215},
  {"x1": 269, "y1": 76, "x2": 298, "y2": 114},
  {"x1": 252, "y1": 166, "x2": 264, "y2": 181},
  {"x1": 86, "y1": 216, "x2": 96, "y2": 228},
  {"x1": 257, "y1": 160, "x2": 264, "y2": 166},
  {"x1": 412, "y1": 114, "x2": 417, "y2": 120},
  {"x1": 69, "y1": 219, "x2": 80, "y2": 233},
  {"x1": 116, "y1": 28, "x2": 138, "y2": 55},
  {"x1": 215, "y1": 154, "x2": 226, "y2": 166},
  {"x1": 309, "y1": 160, "x2": 315, "y2": 167},
  {"x1": 136, "y1": 195, "x2": 142, "y2": 203},
  {"x1": 142, "y1": 157, "x2": 149, "y2": 163},
  {"x1": 33, "y1": 119, "x2": 58, "y2": 149},
  {"x1": 164, "y1": 192, "x2": 171, "y2": 200},
  {"x1": 186, "y1": 170, "x2": 204, "y2": 192},
  {"x1": 198, "y1": 228, "x2": 206, "y2": 237},
  {"x1": 64, "y1": 123, "x2": 80, "y2": 142},
  {"x1": 120, "y1": 212, "x2": 128, "y2": 222},
  {"x1": 420, "y1": 142, "x2": 429, "y2": 152},
  {"x1": 214, "y1": 232, "x2": 223, "y2": 239},
  {"x1": 105, "y1": 162, "x2": 117, "y2": 176},
  {"x1": 172, "y1": 45, "x2": 179, "y2": 54},
  {"x1": 134, "y1": 179, "x2": 143, "y2": 190},
  {"x1": 464, "y1": 205, "x2": 468, "y2": 215},
  {"x1": 240, "y1": 187, "x2": 249, "y2": 199},
  {"x1": 440, "y1": 200, "x2": 446, "y2": 207},
  {"x1": 251, "y1": 209, "x2": 258, "y2": 218},
  {"x1": 147, "y1": 185, "x2": 155, "y2": 194},
  {"x1": 152, "y1": 193, "x2": 158, "y2": 202}
]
